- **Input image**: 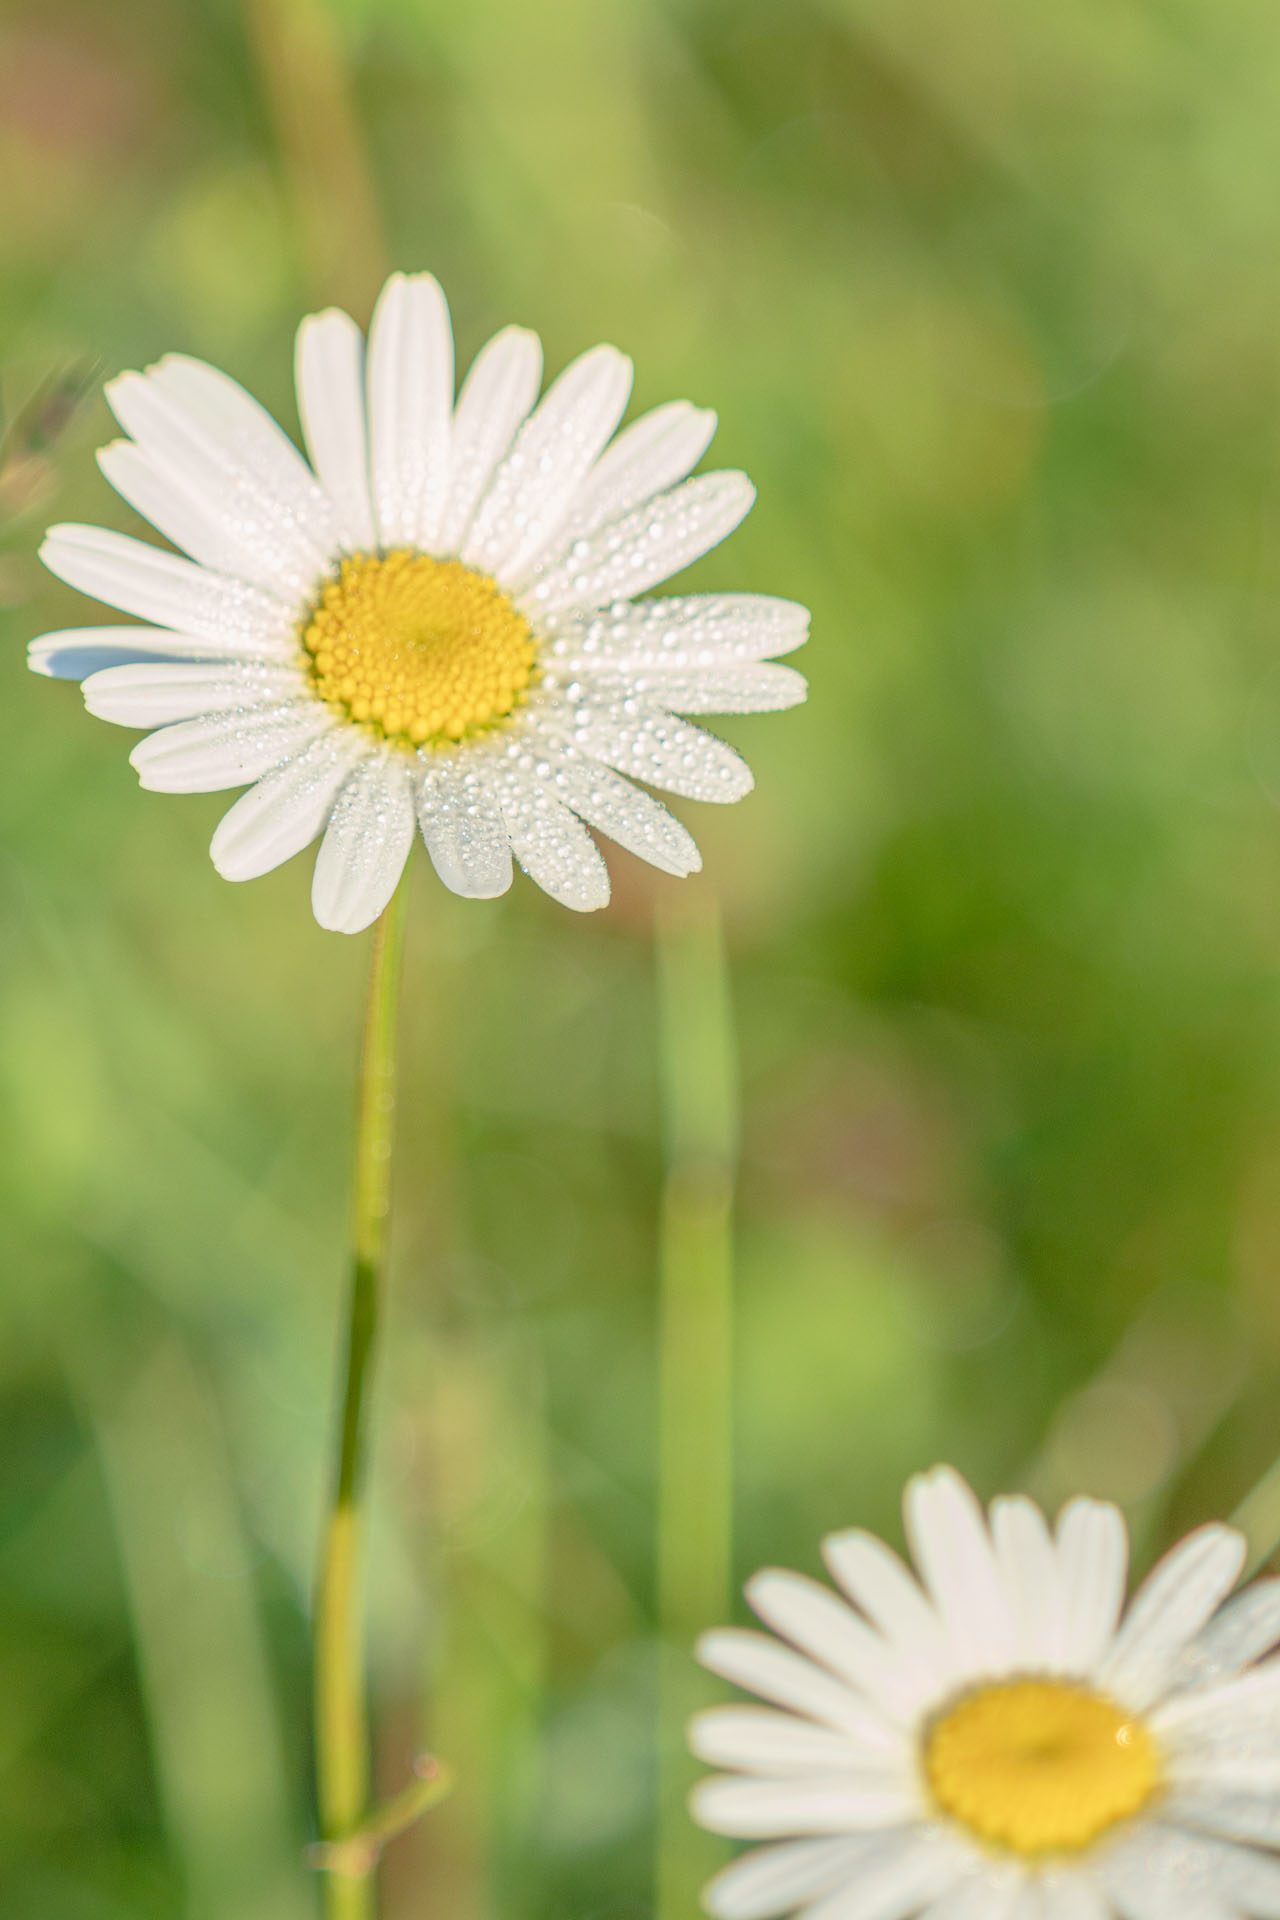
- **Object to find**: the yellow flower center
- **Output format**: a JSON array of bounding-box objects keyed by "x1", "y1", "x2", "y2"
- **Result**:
[
  {"x1": 923, "y1": 1678, "x2": 1161, "y2": 1857},
  {"x1": 301, "y1": 549, "x2": 537, "y2": 748}
]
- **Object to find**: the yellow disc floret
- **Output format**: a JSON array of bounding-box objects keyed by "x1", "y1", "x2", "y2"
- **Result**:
[
  {"x1": 301, "y1": 549, "x2": 537, "y2": 748},
  {"x1": 923, "y1": 1678, "x2": 1161, "y2": 1857}
]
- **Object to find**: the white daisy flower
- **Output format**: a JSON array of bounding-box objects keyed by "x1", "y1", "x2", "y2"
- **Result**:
[
  {"x1": 690, "y1": 1466, "x2": 1280, "y2": 1920},
  {"x1": 30, "y1": 271, "x2": 807, "y2": 932}
]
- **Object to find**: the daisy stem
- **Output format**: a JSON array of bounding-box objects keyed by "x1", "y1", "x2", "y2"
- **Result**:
[
  {"x1": 315, "y1": 882, "x2": 408, "y2": 1920},
  {"x1": 655, "y1": 892, "x2": 736, "y2": 1920}
]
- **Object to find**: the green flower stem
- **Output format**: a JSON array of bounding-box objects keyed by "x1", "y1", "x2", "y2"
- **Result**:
[
  {"x1": 655, "y1": 893, "x2": 736, "y2": 1920},
  {"x1": 315, "y1": 883, "x2": 408, "y2": 1920}
]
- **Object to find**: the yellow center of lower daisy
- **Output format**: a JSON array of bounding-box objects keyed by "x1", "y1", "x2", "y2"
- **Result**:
[
  {"x1": 923, "y1": 1679, "x2": 1161, "y2": 1857},
  {"x1": 301, "y1": 549, "x2": 537, "y2": 747}
]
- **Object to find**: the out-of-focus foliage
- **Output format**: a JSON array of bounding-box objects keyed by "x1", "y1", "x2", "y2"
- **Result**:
[{"x1": 5, "y1": 0, "x2": 1280, "y2": 1914}]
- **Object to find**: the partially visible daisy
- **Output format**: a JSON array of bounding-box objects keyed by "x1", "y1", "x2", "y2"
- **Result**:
[
  {"x1": 690, "y1": 1466, "x2": 1280, "y2": 1919},
  {"x1": 30, "y1": 272, "x2": 807, "y2": 932}
]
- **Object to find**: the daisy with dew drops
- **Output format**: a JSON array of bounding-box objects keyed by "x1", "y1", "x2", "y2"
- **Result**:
[
  {"x1": 29, "y1": 270, "x2": 807, "y2": 931},
  {"x1": 690, "y1": 1466, "x2": 1280, "y2": 1919}
]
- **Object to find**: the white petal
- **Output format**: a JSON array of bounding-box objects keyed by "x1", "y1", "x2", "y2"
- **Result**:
[
  {"x1": 1096, "y1": 1819, "x2": 1280, "y2": 1917},
  {"x1": 436, "y1": 325, "x2": 542, "y2": 556},
  {"x1": 1172, "y1": 1580, "x2": 1280, "y2": 1692},
  {"x1": 40, "y1": 524, "x2": 296, "y2": 646},
  {"x1": 702, "y1": 1837, "x2": 889, "y2": 1920},
  {"x1": 1036, "y1": 1871, "x2": 1112, "y2": 1920},
  {"x1": 491, "y1": 761, "x2": 610, "y2": 911},
  {"x1": 295, "y1": 308, "x2": 377, "y2": 550},
  {"x1": 1101, "y1": 1525, "x2": 1245, "y2": 1711},
  {"x1": 97, "y1": 440, "x2": 256, "y2": 581},
  {"x1": 553, "y1": 661, "x2": 807, "y2": 715},
  {"x1": 367, "y1": 271, "x2": 454, "y2": 551},
  {"x1": 211, "y1": 732, "x2": 367, "y2": 881},
  {"x1": 991, "y1": 1495, "x2": 1066, "y2": 1671},
  {"x1": 104, "y1": 368, "x2": 332, "y2": 596},
  {"x1": 803, "y1": 1827, "x2": 974, "y2": 1920},
  {"x1": 520, "y1": 469, "x2": 755, "y2": 613},
  {"x1": 543, "y1": 592, "x2": 810, "y2": 669},
  {"x1": 918, "y1": 1864, "x2": 1028, "y2": 1920},
  {"x1": 1153, "y1": 1658, "x2": 1280, "y2": 1748},
  {"x1": 311, "y1": 752, "x2": 416, "y2": 934},
  {"x1": 696, "y1": 1628, "x2": 893, "y2": 1743},
  {"x1": 1056, "y1": 1498, "x2": 1129, "y2": 1675},
  {"x1": 82, "y1": 659, "x2": 307, "y2": 726},
  {"x1": 689, "y1": 1707, "x2": 905, "y2": 1777},
  {"x1": 415, "y1": 756, "x2": 514, "y2": 899},
  {"x1": 146, "y1": 353, "x2": 334, "y2": 534},
  {"x1": 904, "y1": 1467, "x2": 1016, "y2": 1680},
  {"x1": 516, "y1": 735, "x2": 701, "y2": 877},
  {"x1": 558, "y1": 399, "x2": 717, "y2": 544},
  {"x1": 541, "y1": 697, "x2": 753, "y2": 803},
  {"x1": 744, "y1": 1570, "x2": 917, "y2": 1726},
  {"x1": 821, "y1": 1531, "x2": 944, "y2": 1662},
  {"x1": 689, "y1": 1774, "x2": 918, "y2": 1839},
  {"x1": 129, "y1": 704, "x2": 332, "y2": 793},
  {"x1": 30, "y1": 626, "x2": 258, "y2": 680},
  {"x1": 463, "y1": 343, "x2": 633, "y2": 582}
]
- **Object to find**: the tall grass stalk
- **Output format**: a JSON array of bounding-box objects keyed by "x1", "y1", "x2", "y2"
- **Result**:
[
  {"x1": 655, "y1": 892, "x2": 736, "y2": 1920},
  {"x1": 314, "y1": 885, "x2": 408, "y2": 1919}
]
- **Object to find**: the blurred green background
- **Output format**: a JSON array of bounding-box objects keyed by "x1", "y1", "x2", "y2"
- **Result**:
[{"x1": 6, "y1": 0, "x2": 1280, "y2": 1914}]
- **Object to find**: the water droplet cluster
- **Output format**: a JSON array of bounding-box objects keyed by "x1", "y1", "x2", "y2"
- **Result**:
[{"x1": 302, "y1": 548, "x2": 537, "y2": 747}]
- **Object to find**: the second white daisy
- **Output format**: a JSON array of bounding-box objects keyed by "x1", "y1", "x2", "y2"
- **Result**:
[
  {"x1": 31, "y1": 271, "x2": 807, "y2": 932},
  {"x1": 691, "y1": 1467, "x2": 1280, "y2": 1919}
]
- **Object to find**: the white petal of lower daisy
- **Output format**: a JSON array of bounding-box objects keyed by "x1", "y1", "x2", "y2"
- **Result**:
[
  {"x1": 436, "y1": 325, "x2": 543, "y2": 556},
  {"x1": 311, "y1": 752, "x2": 416, "y2": 934},
  {"x1": 103, "y1": 370, "x2": 332, "y2": 596},
  {"x1": 415, "y1": 757, "x2": 514, "y2": 899},
  {"x1": 543, "y1": 592, "x2": 810, "y2": 669},
  {"x1": 1056, "y1": 1497, "x2": 1129, "y2": 1676},
  {"x1": 463, "y1": 343, "x2": 633, "y2": 583},
  {"x1": 557, "y1": 399, "x2": 717, "y2": 544},
  {"x1": 802, "y1": 1827, "x2": 975, "y2": 1920},
  {"x1": 492, "y1": 764, "x2": 611, "y2": 912},
  {"x1": 533, "y1": 746, "x2": 701, "y2": 877},
  {"x1": 40, "y1": 524, "x2": 295, "y2": 649},
  {"x1": 29, "y1": 627, "x2": 255, "y2": 680},
  {"x1": 991, "y1": 1495, "x2": 1067, "y2": 1671},
  {"x1": 82, "y1": 659, "x2": 308, "y2": 727},
  {"x1": 1153, "y1": 1657, "x2": 1280, "y2": 1744},
  {"x1": 690, "y1": 1774, "x2": 919, "y2": 1838},
  {"x1": 1035, "y1": 1872, "x2": 1112, "y2": 1920},
  {"x1": 1096, "y1": 1821, "x2": 1280, "y2": 1917},
  {"x1": 522, "y1": 469, "x2": 755, "y2": 613},
  {"x1": 296, "y1": 308, "x2": 377, "y2": 550},
  {"x1": 917, "y1": 1864, "x2": 1030, "y2": 1920},
  {"x1": 696, "y1": 1629, "x2": 898, "y2": 1747},
  {"x1": 211, "y1": 732, "x2": 368, "y2": 881},
  {"x1": 129, "y1": 704, "x2": 332, "y2": 793},
  {"x1": 905, "y1": 1466, "x2": 1017, "y2": 1680},
  {"x1": 1172, "y1": 1579, "x2": 1280, "y2": 1692},
  {"x1": 689, "y1": 1707, "x2": 908, "y2": 1778},
  {"x1": 702, "y1": 1836, "x2": 893, "y2": 1920},
  {"x1": 367, "y1": 271, "x2": 454, "y2": 552},
  {"x1": 821, "y1": 1532, "x2": 946, "y2": 1666},
  {"x1": 1162, "y1": 1785, "x2": 1280, "y2": 1848},
  {"x1": 1100, "y1": 1525, "x2": 1245, "y2": 1712},
  {"x1": 744, "y1": 1570, "x2": 924, "y2": 1726},
  {"x1": 541, "y1": 698, "x2": 753, "y2": 803}
]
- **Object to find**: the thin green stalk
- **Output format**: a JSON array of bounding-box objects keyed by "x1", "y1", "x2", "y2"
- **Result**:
[
  {"x1": 655, "y1": 893, "x2": 736, "y2": 1920},
  {"x1": 1232, "y1": 1457, "x2": 1280, "y2": 1576},
  {"x1": 315, "y1": 883, "x2": 408, "y2": 1920}
]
